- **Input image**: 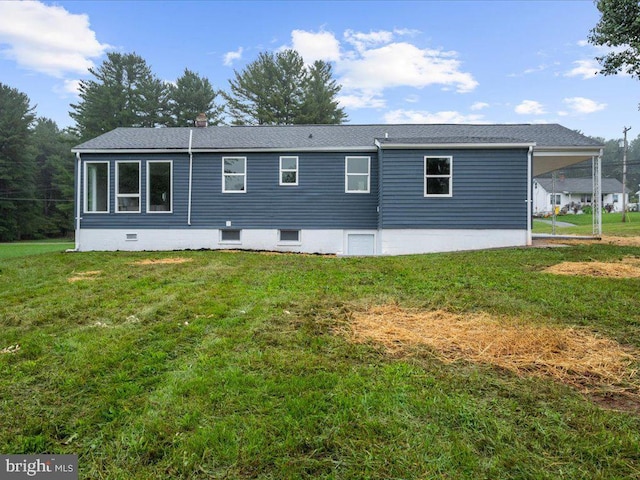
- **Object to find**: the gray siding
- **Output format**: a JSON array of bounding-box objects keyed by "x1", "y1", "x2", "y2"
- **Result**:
[
  {"x1": 79, "y1": 151, "x2": 378, "y2": 230},
  {"x1": 379, "y1": 149, "x2": 529, "y2": 229}
]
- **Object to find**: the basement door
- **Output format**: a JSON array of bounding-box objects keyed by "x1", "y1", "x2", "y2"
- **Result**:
[{"x1": 347, "y1": 233, "x2": 375, "y2": 255}]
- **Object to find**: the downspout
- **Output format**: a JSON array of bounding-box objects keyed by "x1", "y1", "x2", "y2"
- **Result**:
[
  {"x1": 73, "y1": 152, "x2": 82, "y2": 251},
  {"x1": 187, "y1": 129, "x2": 193, "y2": 226},
  {"x1": 526, "y1": 146, "x2": 533, "y2": 246}
]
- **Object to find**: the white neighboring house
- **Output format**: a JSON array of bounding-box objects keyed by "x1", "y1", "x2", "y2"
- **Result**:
[{"x1": 533, "y1": 177, "x2": 627, "y2": 214}]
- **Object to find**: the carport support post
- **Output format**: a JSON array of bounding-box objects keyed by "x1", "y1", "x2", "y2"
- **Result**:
[
  {"x1": 592, "y1": 152, "x2": 602, "y2": 236},
  {"x1": 622, "y1": 126, "x2": 631, "y2": 223}
]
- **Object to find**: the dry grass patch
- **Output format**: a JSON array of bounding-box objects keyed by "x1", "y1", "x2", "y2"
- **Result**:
[
  {"x1": 67, "y1": 270, "x2": 101, "y2": 282},
  {"x1": 543, "y1": 235, "x2": 640, "y2": 247},
  {"x1": 343, "y1": 305, "x2": 639, "y2": 396},
  {"x1": 132, "y1": 257, "x2": 193, "y2": 266},
  {"x1": 543, "y1": 257, "x2": 640, "y2": 279}
]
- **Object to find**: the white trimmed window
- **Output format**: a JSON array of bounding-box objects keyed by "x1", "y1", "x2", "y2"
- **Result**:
[
  {"x1": 550, "y1": 194, "x2": 561, "y2": 205},
  {"x1": 116, "y1": 161, "x2": 141, "y2": 212},
  {"x1": 280, "y1": 156, "x2": 298, "y2": 186},
  {"x1": 147, "y1": 161, "x2": 172, "y2": 213},
  {"x1": 223, "y1": 157, "x2": 246, "y2": 193},
  {"x1": 424, "y1": 156, "x2": 452, "y2": 197},
  {"x1": 279, "y1": 229, "x2": 300, "y2": 243},
  {"x1": 345, "y1": 156, "x2": 370, "y2": 193},
  {"x1": 84, "y1": 162, "x2": 109, "y2": 213},
  {"x1": 220, "y1": 229, "x2": 241, "y2": 243}
]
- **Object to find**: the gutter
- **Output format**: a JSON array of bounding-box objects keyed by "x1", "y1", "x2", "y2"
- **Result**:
[
  {"x1": 527, "y1": 146, "x2": 533, "y2": 246},
  {"x1": 187, "y1": 129, "x2": 193, "y2": 226}
]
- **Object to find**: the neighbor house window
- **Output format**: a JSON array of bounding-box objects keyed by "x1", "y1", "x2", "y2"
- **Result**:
[
  {"x1": 280, "y1": 156, "x2": 298, "y2": 186},
  {"x1": 147, "y1": 161, "x2": 172, "y2": 212},
  {"x1": 116, "y1": 161, "x2": 141, "y2": 212},
  {"x1": 345, "y1": 156, "x2": 370, "y2": 193},
  {"x1": 279, "y1": 229, "x2": 300, "y2": 242},
  {"x1": 424, "y1": 156, "x2": 452, "y2": 197},
  {"x1": 550, "y1": 194, "x2": 561, "y2": 205},
  {"x1": 613, "y1": 194, "x2": 619, "y2": 203},
  {"x1": 223, "y1": 157, "x2": 246, "y2": 193},
  {"x1": 581, "y1": 194, "x2": 592, "y2": 203},
  {"x1": 84, "y1": 162, "x2": 109, "y2": 213},
  {"x1": 220, "y1": 229, "x2": 241, "y2": 242}
]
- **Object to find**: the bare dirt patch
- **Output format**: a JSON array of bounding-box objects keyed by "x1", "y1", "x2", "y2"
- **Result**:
[
  {"x1": 542, "y1": 235, "x2": 640, "y2": 247},
  {"x1": 341, "y1": 305, "x2": 639, "y2": 408},
  {"x1": 132, "y1": 257, "x2": 193, "y2": 266},
  {"x1": 543, "y1": 257, "x2": 640, "y2": 279},
  {"x1": 67, "y1": 270, "x2": 102, "y2": 282}
]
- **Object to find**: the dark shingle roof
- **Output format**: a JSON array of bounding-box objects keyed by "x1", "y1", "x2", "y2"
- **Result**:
[
  {"x1": 73, "y1": 123, "x2": 604, "y2": 152},
  {"x1": 535, "y1": 177, "x2": 624, "y2": 194}
]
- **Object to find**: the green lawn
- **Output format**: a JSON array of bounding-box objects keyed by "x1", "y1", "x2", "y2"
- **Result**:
[
  {"x1": 533, "y1": 211, "x2": 640, "y2": 236},
  {"x1": 0, "y1": 240, "x2": 74, "y2": 260},
  {"x1": 1, "y1": 245, "x2": 639, "y2": 478}
]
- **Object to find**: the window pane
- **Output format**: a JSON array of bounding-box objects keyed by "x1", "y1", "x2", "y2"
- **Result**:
[
  {"x1": 280, "y1": 230, "x2": 300, "y2": 242},
  {"x1": 118, "y1": 197, "x2": 139, "y2": 211},
  {"x1": 426, "y1": 158, "x2": 450, "y2": 176},
  {"x1": 86, "y1": 163, "x2": 108, "y2": 212},
  {"x1": 348, "y1": 175, "x2": 368, "y2": 191},
  {"x1": 426, "y1": 177, "x2": 450, "y2": 195},
  {"x1": 224, "y1": 175, "x2": 245, "y2": 192},
  {"x1": 118, "y1": 163, "x2": 139, "y2": 194},
  {"x1": 281, "y1": 171, "x2": 297, "y2": 184},
  {"x1": 221, "y1": 229, "x2": 241, "y2": 241},
  {"x1": 149, "y1": 162, "x2": 171, "y2": 211},
  {"x1": 347, "y1": 157, "x2": 369, "y2": 174},
  {"x1": 224, "y1": 158, "x2": 245, "y2": 174},
  {"x1": 281, "y1": 157, "x2": 297, "y2": 170}
]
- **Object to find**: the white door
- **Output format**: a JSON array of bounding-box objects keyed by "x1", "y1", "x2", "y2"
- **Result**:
[{"x1": 347, "y1": 234, "x2": 375, "y2": 255}]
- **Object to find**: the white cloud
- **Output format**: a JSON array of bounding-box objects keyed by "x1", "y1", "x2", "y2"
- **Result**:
[
  {"x1": 291, "y1": 30, "x2": 341, "y2": 63},
  {"x1": 515, "y1": 100, "x2": 546, "y2": 115},
  {"x1": 223, "y1": 47, "x2": 243, "y2": 66},
  {"x1": 337, "y1": 41, "x2": 478, "y2": 94},
  {"x1": 562, "y1": 97, "x2": 606, "y2": 114},
  {"x1": 404, "y1": 94, "x2": 420, "y2": 103},
  {"x1": 564, "y1": 59, "x2": 599, "y2": 79},
  {"x1": 344, "y1": 29, "x2": 394, "y2": 52},
  {"x1": 337, "y1": 92, "x2": 386, "y2": 109},
  {"x1": 383, "y1": 109, "x2": 485, "y2": 124},
  {"x1": 470, "y1": 101, "x2": 489, "y2": 111},
  {"x1": 0, "y1": 1, "x2": 109, "y2": 77}
]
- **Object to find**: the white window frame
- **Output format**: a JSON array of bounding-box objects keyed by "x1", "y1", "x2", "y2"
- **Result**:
[
  {"x1": 146, "y1": 160, "x2": 173, "y2": 214},
  {"x1": 115, "y1": 161, "x2": 141, "y2": 213},
  {"x1": 219, "y1": 229, "x2": 242, "y2": 244},
  {"x1": 222, "y1": 157, "x2": 247, "y2": 193},
  {"x1": 345, "y1": 156, "x2": 370, "y2": 194},
  {"x1": 278, "y1": 229, "x2": 301, "y2": 244},
  {"x1": 279, "y1": 156, "x2": 299, "y2": 186},
  {"x1": 424, "y1": 156, "x2": 453, "y2": 197},
  {"x1": 83, "y1": 161, "x2": 110, "y2": 213},
  {"x1": 550, "y1": 194, "x2": 562, "y2": 205}
]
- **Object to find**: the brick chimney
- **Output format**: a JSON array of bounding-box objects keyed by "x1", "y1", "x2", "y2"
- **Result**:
[{"x1": 195, "y1": 113, "x2": 207, "y2": 128}]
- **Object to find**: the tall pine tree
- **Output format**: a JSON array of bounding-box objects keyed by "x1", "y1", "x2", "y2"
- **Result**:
[
  {"x1": 70, "y1": 52, "x2": 169, "y2": 140},
  {"x1": 167, "y1": 68, "x2": 224, "y2": 126}
]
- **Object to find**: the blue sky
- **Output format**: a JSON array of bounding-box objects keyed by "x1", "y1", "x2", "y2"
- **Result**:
[{"x1": 0, "y1": 0, "x2": 637, "y2": 140}]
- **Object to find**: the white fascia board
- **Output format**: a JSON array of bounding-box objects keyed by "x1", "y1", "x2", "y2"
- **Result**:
[
  {"x1": 533, "y1": 146, "x2": 603, "y2": 157},
  {"x1": 377, "y1": 142, "x2": 536, "y2": 149},
  {"x1": 72, "y1": 146, "x2": 378, "y2": 154}
]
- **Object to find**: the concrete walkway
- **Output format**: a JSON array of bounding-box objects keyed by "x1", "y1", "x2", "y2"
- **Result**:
[{"x1": 534, "y1": 219, "x2": 576, "y2": 228}]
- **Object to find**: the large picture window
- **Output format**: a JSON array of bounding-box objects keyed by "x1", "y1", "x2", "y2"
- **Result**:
[
  {"x1": 116, "y1": 161, "x2": 141, "y2": 212},
  {"x1": 345, "y1": 156, "x2": 370, "y2": 193},
  {"x1": 223, "y1": 157, "x2": 246, "y2": 193},
  {"x1": 424, "y1": 156, "x2": 452, "y2": 197},
  {"x1": 84, "y1": 162, "x2": 109, "y2": 213},
  {"x1": 147, "y1": 161, "x2": 172, "y2": 212},
  {"x1": 280, "y1": 156, "x2": 298, "y2": 186}
]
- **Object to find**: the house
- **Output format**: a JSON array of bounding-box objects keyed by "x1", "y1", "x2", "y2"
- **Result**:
[
  {"x1": 71, "y1": 123, "x2": 603, "y2": 255},
  {"x1": 533, "y1": 177, "x2": 627, "y2": 214}
]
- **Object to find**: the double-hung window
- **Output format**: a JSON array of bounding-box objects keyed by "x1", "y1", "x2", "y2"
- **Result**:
[
  {"x1": 345, "y1": 156, "x2": 370, "y2": 193},
  {"x1": 84, "y1": 162, "x2": 109, "y2": 213},
  {"x1": 424, "y1": 156, "x2": 452, "y2": 197},
  {"x1": 116, "y1": 161, "x2": 141, "y2": 212},
  {"x1": 223, "y1": 157, "x2": 246, "y2": 193},
  {"x1": 280, "y1": 156, "x2": 298, "y2": 186},
  {"x1": 147, "y1": 161, "x2": 172, "y2": 212}
]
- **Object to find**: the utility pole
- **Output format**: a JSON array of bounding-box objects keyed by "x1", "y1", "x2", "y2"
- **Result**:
[{"x1": 622, "y1": 126, "x2": 631, "y2": 222}]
